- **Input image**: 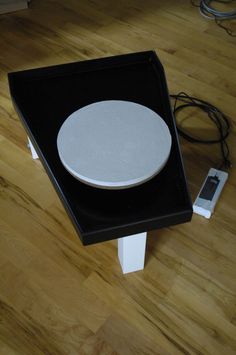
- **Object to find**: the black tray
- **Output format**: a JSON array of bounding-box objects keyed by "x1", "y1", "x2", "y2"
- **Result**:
[{"x1": 8, "y1": 51, "x2": 192, "y2": 245}]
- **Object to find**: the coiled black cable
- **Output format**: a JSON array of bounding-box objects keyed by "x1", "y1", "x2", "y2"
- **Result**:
[{"x1": 170, "y1": 92, "x2": 231, "y2": 170}]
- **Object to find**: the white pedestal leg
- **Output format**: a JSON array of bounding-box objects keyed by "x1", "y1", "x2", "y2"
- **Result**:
[
  {"x1": 118, "y1": 232, "x2": 147, "y2": 274},
  {"x1": 28, "y1": 137, "x2": 39, "y2": 159}
]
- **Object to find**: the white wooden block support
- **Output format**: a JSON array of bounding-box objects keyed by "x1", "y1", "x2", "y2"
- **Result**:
[
  {"x1": 28, "y1": 137, "x2": 39, "y2": 159},
  {"x1": 118, "y1": 232, "x2": 147, "y2": 274}
]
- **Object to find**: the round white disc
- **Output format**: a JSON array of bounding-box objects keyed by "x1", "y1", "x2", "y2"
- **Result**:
[{"x1": 57, "y1": 100, "x2": 172, "y2": 189}]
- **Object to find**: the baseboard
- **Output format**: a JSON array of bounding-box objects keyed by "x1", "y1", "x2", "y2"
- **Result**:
[{"x1": 0, "y1": 0, "x2": 29, "y2": 14}]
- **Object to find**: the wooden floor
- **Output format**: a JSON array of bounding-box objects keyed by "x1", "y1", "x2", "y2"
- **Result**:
[{"x1": 0, "y1": 0, "x2": 236, "y2": 354}]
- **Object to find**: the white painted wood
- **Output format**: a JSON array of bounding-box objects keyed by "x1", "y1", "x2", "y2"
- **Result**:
[
  {"x1": 57, "y1": 100, "x2": 171, "y2": 190},
  {"x1": 118, "y1": 232, "x2": 147, "y2": 274},
  {"x1": 28, "y1": 137, "x2": 39, "y2": 159}
]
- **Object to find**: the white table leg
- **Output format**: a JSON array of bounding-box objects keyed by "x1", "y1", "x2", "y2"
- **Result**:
[
  {"x1": 118, "y1": 232, "x2": 147, "y2": 274},
  {"x1": 28, "y1": 137, "x2": 39, "y2": 159}
]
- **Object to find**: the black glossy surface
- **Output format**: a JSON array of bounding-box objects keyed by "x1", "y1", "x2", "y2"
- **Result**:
[{"x1": 8, "y1": 51, "x2": 192, "y2": 245}]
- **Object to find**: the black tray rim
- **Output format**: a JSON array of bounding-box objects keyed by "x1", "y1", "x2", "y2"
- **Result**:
[{"x1": 8, "y1": 50, "x2": 193, "y2": 245}]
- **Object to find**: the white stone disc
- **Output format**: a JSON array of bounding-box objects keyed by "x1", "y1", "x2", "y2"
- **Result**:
[{"x1": 57, "y1": 100, "x2": 172, "y2": 189}]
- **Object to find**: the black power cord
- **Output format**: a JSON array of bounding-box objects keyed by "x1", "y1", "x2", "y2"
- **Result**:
[
  {"x1": 191, "y1": 0, "x2": 236, "y2": 36},
  {"x1": 170, "y1": 92, "x2": 231, "y2": 170}
]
